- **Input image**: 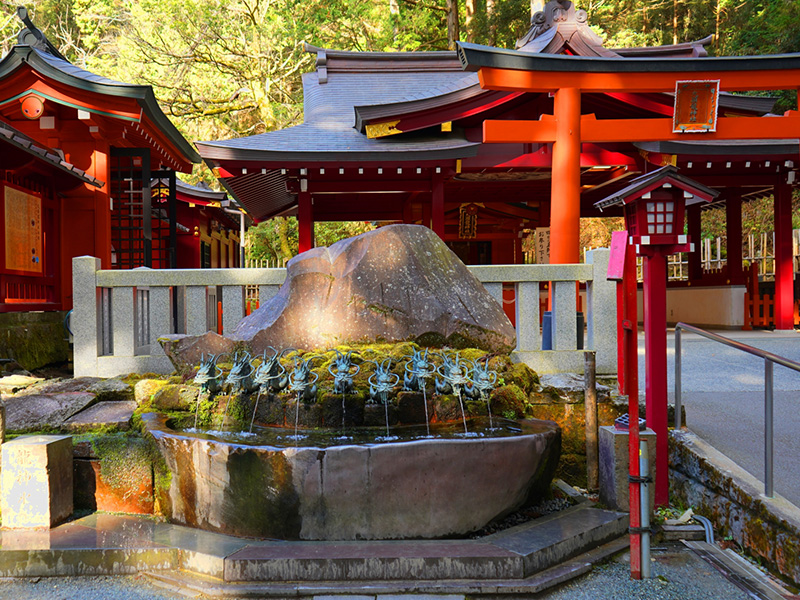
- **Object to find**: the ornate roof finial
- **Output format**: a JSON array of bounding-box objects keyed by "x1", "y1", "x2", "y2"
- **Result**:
[
  {"x1": 16, "y1": 6, "x2": 68, "y2": 61},
  {"x1": 515, "y1": 0, "x2": 618, "y2": 57}
]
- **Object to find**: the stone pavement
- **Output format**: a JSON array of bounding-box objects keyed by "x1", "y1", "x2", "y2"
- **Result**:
[
  {"x1": 639, "y1": 328, "x2": 800, "y2": 505},
  {"x1": 0, "y1": 507, "x2": 794, "y2": 599}
]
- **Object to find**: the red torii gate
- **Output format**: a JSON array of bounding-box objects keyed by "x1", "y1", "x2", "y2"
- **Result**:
[{"x1": 456, "y1": 45, "x2": 800, "y2": 329}]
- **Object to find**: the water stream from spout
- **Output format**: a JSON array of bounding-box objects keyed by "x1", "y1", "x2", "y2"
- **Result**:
[
  {"x1": 194, "y1": 393, "x2": 203, "y2": 429},
  {"x1": 422, "y1": 385, "x2": 430, "y2": 436},
  {"x1": 455, "y1": 386, "x2": 468, "y2": 434},
  {"x1": 294, "y1": 393, "x2": 301, "y2": 446},
  {"x1": 249, "y1": 391, "x2": 262, "y2": 433}
]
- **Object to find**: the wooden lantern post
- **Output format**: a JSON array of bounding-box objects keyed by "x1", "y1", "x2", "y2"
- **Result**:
[{"x1": 596, "y1": 166, "x2": 718, "y2": 508}]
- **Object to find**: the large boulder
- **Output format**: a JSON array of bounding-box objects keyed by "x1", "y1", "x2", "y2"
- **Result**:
[{"x1": 232, "y1": 224, "x2": 515, "y2": 354}]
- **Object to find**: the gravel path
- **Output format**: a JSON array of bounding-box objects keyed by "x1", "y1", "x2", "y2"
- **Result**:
[
  {"x1": 536, "y1": 546, "x2": 752, "y2": 600},
  {"x1": 0, "y1": 575, "x2": 196, "y2": 600}
]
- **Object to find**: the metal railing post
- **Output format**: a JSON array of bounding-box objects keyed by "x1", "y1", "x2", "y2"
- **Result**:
[
  {"x1": 675, "y1": 325, "x2": 682, "y2": 430},
  {"x1": 765, "y1": 359, "x2": 774, "y2": 498}
]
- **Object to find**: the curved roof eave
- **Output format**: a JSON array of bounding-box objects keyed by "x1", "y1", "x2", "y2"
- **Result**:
[
  {"x1": 196, "y1": 141, "x2": 481, "y2": 164},
  {"x1": 456, "y1": 42, "x2": 800, "y2": 74},
  {"x1": 635, "y1": 138, "x2": 800, "y2": 156},
  {"x1": 0, "y1": 46, "x2": 201, "y2": 164}
]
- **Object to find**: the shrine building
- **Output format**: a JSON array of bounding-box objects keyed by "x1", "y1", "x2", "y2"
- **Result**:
[
  {"x1": 198, "y1": 0, "x2": 800, "y2": 330},
  {"x1": 0, "y1": 8, "x2": 246, "y2": 318}
]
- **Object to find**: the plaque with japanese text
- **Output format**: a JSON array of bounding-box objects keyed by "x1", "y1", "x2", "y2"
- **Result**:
[
  {"x1": 4, "y1": 185, "x2": 42, "y2": 274},
  {"x1": 673, "y1": 80, "x2": 719, "y2": 133},
  {"x1": 535, "y1": 227, "x2": 550, "y2": 264}
]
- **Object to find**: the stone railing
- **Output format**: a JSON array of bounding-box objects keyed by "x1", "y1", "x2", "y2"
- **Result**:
[{"x1": 72, "y1": 249, "x2": 615, "y2": 378}]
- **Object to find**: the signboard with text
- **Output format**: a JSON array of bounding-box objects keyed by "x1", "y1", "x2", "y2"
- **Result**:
[{"x1": 4, "y1": 185, "x2": 42, "y2": 274}]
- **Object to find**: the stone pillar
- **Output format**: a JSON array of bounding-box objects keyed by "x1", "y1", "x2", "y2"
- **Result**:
[
  {"x1": 586, "y1": 249, "x2": 617, "y2": 375},
  {"x1": 1, "y1": 435, "x2": 73, "y2": 528},
  {"x1": 599, "y1": 426, "x2": 656, "y2": 512},
  {"x1": 72, "y1": 256, "x2": 101, "y2": 378}
]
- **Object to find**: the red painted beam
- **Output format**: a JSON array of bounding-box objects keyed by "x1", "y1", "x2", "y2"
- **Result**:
[
  {"x1": 484, "y1": 114, "x2": 800, "y2": 144},
  {"x1": 478, "y1": 66, "x2": 800, "y2": 94}
]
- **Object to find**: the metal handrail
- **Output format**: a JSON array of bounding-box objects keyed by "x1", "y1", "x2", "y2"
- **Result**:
[{"x1": 675, "y1": 322, "x2": 800, "y2": 498}]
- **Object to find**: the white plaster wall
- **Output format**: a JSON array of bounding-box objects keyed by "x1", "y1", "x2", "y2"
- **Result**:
[{"x1": 637, "y1": 285, "x2": 746, "y2": 329}]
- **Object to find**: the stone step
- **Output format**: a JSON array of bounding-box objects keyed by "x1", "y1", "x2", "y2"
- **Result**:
[
  {"x1": 221, "y1": 505, "x2": 628, "y2": 582},
  {"x1": 145, "y1": 536, "x2": 630, "y2": 598}
]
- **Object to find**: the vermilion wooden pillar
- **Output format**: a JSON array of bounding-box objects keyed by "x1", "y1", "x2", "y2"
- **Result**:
[
  {"x1": 624, "y1": 244, "x2": 642, "y2": 578},
  {"x1": 432, "y1": 174, "x2": 445, "y2": 239},
  {"x1": 687, "y1": 204, "x2": 702, "y2": 283},
  {"x1": 298, "y1": 190, "x2": 314, "y2": 253},
  {"x1": 726, "y1": 189, "x2": 744, "y2": 284},
  {"x1": 774, "y1": 180, "x2": 794, "y2": 330},
  {"x1": 642, "y1": 249, "x2": 669, "y2": 507},
  {"x1": 550, "y1": 87, "x2": 581, "y2": 264}
]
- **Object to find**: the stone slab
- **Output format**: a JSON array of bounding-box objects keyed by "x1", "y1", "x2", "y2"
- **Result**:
[
  {"x1": 598, "y1": 426, "x2": 657, "y2": 512},
  {"x1": 486, "y1": 505, "x2": 628, "y2": 576},
  {"x1": 223, "y1": 540, "x2": 523, "y2": 582},
  {"x1": 661, "y1": 524, "x2": 706, "y2": 541},
  {"x1": 86, "y1": 378, "x2": 134, "y2": 402},
  {"x1": 3, "y1": 392, "x2": 96, "y2": 431},
  {"x1": 63, "y1": 400, "x2": 136, "y2": 431},
  {"x1": 0, "y1": 435, "x2": 73, "y2": 528},
  {"x1": 0, "y1": 548, "x2": 176, "y2": 577}
]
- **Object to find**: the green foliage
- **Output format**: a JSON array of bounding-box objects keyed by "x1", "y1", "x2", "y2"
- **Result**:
[{"x1": 246, "y1": 219, "x2": 374, "y2": 264}]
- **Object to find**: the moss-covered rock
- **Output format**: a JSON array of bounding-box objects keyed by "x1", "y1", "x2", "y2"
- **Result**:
[
  {"x1": 151, "y1": 384, "x2": 199, "y2": 411},
  {"x1": 489, "y1": 384, "x2": 527, "y2": 419},
  {"x1": 87, "y1": 378, "x2": 134, "y2": 402},
  {"x1": 134, "y1": 379, "x2": 170, "y2": 406},
  {"x1": 504, "y1": 362, "x2": 539, "y2": 394},
  {"x1": 0, "y1": 311, "x2": 69, "y2": 370}
]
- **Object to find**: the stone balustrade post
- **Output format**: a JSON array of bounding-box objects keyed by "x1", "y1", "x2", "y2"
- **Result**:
[
  {"x1": 586, "y1": 249, "x2": 617, "y2": 375},
  {"x1": 72, "y1": 256, "x2": 101, "y2": 377}
]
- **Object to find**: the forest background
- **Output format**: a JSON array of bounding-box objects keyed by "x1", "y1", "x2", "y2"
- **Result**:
[{"x1": 1, "y1": 0, "x2": 798, "y2": 264}]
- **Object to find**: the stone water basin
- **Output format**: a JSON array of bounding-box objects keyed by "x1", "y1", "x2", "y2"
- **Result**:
[{"x1": 142, "y1": 413, "x2": 561, "y2": 540}]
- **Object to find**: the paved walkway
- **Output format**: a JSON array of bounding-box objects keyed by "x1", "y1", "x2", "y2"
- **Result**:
[
  {"x1": 0, "y1": 512, "x2": 769, "y2": 599},
  {"x1": 638, "y1": 328, "x2": 800, "y2": 505}
]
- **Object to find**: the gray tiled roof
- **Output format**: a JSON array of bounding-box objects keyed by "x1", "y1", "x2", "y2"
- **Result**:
[
  {"x1": 198, "y1": 70, "x2": 479, "y2": 161},
  {"x1": 0, "y1": 45, "x2": 200, "y2": 165},
  {"x1": 0, "y1": 119, "x2": 104, "y2": 187},
  {"x1": 32, "y1": 47, "x2": 136, "y2": 88}
]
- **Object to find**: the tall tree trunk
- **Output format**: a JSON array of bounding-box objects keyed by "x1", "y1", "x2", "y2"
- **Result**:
[
  {"x1": 447, "y1": 0, "x2": 460, "y2": 49},
  {"x1": 486, "y1": 0, "x2": 496, "y2": 46},
  {"x1": 465, "y1": 0, "x2": 476, "y2": 42},
  {"x1": 390, "y1": 0, "x2": 400, "y2": 46},
  {"x1": 673, "y1": 0, "x2": 678, "y2": 44}
]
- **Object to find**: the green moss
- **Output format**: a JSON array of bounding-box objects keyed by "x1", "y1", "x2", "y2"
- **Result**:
[
  {"x1": 89, "y1": 433, "x2": 165, "y2": 498},
  {"x1": 489, "y1": 384, "x2": 528, "y2": 419},
  {"x1": 504, "y1": 362, "x2": 539, "y2": 394}
]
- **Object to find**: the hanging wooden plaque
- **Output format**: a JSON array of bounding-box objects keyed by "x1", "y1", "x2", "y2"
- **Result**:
[
  {"x1": 4, "y1": 185, "x2": 42, "y2": 274},
  {"x1": 673, "y1": 80, "x2": 720, "y2": 133}
]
